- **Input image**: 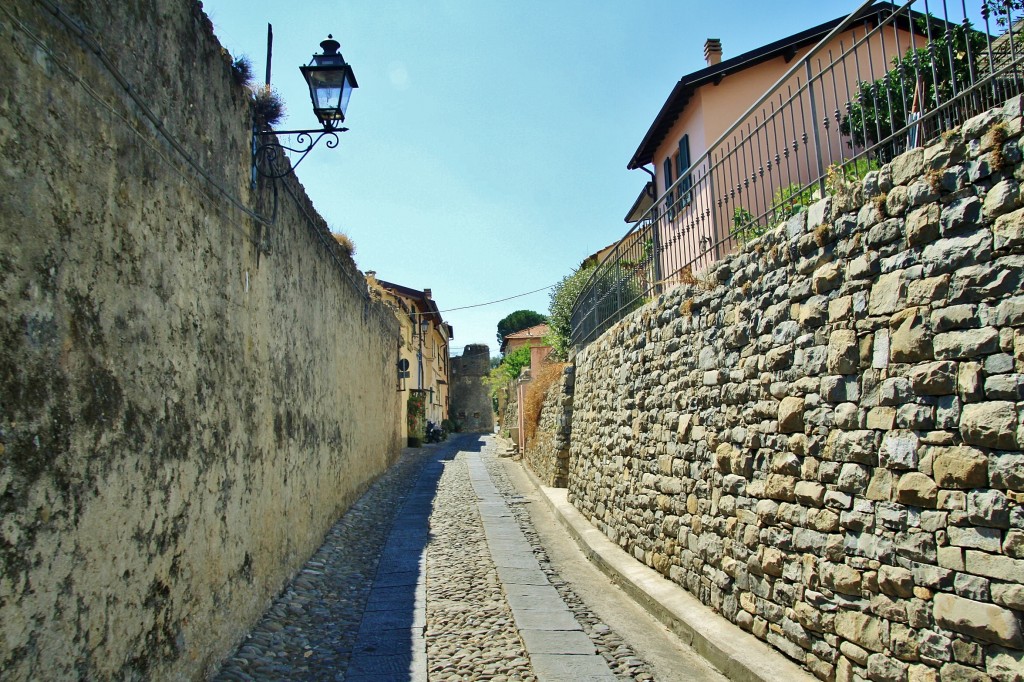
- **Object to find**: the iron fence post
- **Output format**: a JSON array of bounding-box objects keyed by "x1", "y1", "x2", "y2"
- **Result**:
[
  {"x1": 804, "y1": 59, "x2": 827, "y2": 197},
  {"x1": 650, "y1": 217, "x2": 663, "y2": 297}
]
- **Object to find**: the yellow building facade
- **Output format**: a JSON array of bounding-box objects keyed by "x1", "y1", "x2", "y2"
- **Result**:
[{"x1": 365, "y1": 272, "x2": 452, "y2": 442}]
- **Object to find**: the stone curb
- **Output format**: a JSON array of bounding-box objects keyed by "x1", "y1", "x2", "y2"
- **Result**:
[{"x1": 520, "y1": 468, "x2": 814, "y2": 682}]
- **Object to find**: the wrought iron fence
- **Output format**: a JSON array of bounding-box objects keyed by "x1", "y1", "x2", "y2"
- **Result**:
[{"x1": 570, "y1": 0, "x2": 1024, "y2": 348}]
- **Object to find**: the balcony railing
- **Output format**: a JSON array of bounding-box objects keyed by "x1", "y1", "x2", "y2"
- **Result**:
[{"x1": 571, "y1": 0, "x2": 1024, "y2": 348}]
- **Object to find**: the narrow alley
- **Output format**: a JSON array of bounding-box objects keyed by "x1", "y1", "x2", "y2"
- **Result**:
[{"x1": 211, "y1": 434, "x2": 728, "y2": 682}]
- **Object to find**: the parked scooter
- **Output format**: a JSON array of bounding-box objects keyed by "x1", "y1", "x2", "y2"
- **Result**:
[{"x1": 425, "y1": 420, "x2": 446, "y2": 443}]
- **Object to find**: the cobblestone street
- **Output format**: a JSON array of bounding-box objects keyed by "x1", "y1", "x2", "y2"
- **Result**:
[{"x1": 213, "y1": 434, "x2": 724, "y2": 681}]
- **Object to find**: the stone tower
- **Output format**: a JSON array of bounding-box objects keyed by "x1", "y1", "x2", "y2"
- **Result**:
[{"x1": 449, "y1": 344, "x2": 494, "y2": 432}]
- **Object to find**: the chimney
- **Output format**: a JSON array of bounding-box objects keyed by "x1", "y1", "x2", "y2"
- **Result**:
[
  {"x1": 704, "y1": 38, "x2": 722, "y2": 66},
  {"x1": 423, "y1": 288, "x2": 432, "y2": 299}
]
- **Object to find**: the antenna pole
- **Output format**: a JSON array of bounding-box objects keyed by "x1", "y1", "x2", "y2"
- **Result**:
[{"x1": 265, "y1": 23, "x2": 273, "y2": 86}]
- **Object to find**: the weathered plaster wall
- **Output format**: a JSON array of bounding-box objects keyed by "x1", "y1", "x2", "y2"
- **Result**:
[
  {"x1": 0, "y1": 1, "x2": 401, "y2": 679},
  {"x1": 522, "y1": 365, "x2": 574, "y2": 487},
  {"x1": 570, "y1": 98, "x2": 1024, "y2": 680}
]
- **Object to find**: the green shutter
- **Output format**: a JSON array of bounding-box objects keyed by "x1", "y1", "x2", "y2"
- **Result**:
[{"x1": 678, "y1": 135, "x2": 692, "y2": 205}]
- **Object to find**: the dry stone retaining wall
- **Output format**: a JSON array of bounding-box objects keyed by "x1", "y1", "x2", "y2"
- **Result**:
[
  {"x1": 0, "y1": 1, "x2": 401, "y2": 679},
  {"x1": 523, "y1": 365, "x2": 574, "y2": 487},
  {"x1": 570, "y1": 98, "x2": 1024, "y2": 681}
]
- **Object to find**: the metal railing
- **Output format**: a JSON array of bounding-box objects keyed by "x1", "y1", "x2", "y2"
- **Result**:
[{"x1": 571, "y1": 0, "x2": 1024, "y2": 348}]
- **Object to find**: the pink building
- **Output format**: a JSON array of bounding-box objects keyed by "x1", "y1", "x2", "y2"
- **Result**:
[{"x1": 627, "y1": 4, "x2": 924, "y2": 281}]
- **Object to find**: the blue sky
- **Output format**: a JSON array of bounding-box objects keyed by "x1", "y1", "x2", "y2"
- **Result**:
[{"x1": 201, "y1": 1, "x2": 976, "y2": 355}]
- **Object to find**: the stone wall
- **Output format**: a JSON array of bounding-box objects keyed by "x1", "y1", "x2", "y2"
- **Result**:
[
  {"x1": 0, "y1": 1, "x2": 401, "y2": 679},
  {"x1": 570, "y1": 98, "x2": 1024, "y2": 681},
  {"x1": 523, "y1": 365, "x2": 574, "y2": 487},
  {"x1": 450, "y1": 343, "x2": 494, "y2": 432}
]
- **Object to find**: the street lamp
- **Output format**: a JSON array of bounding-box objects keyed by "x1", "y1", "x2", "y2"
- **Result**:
[
  {"x1": 252, "y1": 34, "x2": 358, "y2": 184},
  {"x1": 300, "y1": 35, "x2": 358, "y2": 129}
]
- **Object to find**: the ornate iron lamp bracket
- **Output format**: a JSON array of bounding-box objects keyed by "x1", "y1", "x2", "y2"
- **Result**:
[{"x1": 251, "y1": 126, "x2": 347, "y2": 186}]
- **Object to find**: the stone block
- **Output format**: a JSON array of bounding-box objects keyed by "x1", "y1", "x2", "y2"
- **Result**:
[
  {"x1": 808, "y1": 507, "x2": 840, "y2": 532},
  {"x1": 764, "y1": 474, "x2": 798, "y2": 502},
  {"x1": 825, "y1": 562, "x2": 863, "y2": 596},
  {"x1": 829, "y1": 329, "x2": 860, "y2": 374},
  {"x1": 813, "y1": 261, "x2": 842, "y2": 295},
  {"x1": 936, "y1": 328, "x2": 1001, "y2": 360},
  {"x1": 897, "y1": 403, "x2": 936, "y2": 430},
  {"x1": 994, "y1": 296, "x2": 1024, "y2": 328},
  {"x1": 939, "y1": 546, "x2": 966, "y2": 571},
  {"x1": 778, "y1": 396, "x2": 805, "y2": 434},
  {"x1": 715, "y1": 443, "x2": 733, "y2": 473},
  {"x1": 898, "y1": 531, "x2": 937, "y2": 563},
  {"x1": 890, "y1": 307, "x2": 934, "y2": 363},
  {"x1": 835, "y1": 402, "x2": 860, "y2": 429},
  {"x1": 961, "y1": 402, "x2": 1019, "y2": 450},
  {"x1": 907, "y1": 203, "x2": 941, "y2": 246},
  {"x1": 879, "y1": 377, "x2": 914, "y2": 405},
  {"x1": 825, "y1": 430, "x2": 879, "y2": 465},
  {"x1": 892, "y1": 147, "x2": 925, "y2": 186},
  {"x1": 983, "y1": 179, "x2": 1022, "y2": 220},
  {"x1": 948, "y1": 526, "x2": 1003, "y2": 552},
  {"x1": 932, "y1": 446, "x2": 989, "y2": 489},
  {"x1": 870, "y1": 271, "x2": 907, "y2": 316},
  {"x1": 822, "y1": 375, "x2": 859, "y2": 403},
  {"x1": 834, "y1": 610, "x2": 889, "y2": 653},
  {"x1": 986, "y1": 646, "x2": 1024, "y2": 682},
  {"x1": 967, "y1": 489, "x2": 1012, "y2": 528},
  {"x1": 934, "y1": 592, "x2": 1024, "y2": 648},
  {"x1": 825, "y1": 490, "x2": 854, "y2": 510},
  {"x1": 795, "y1": 480, "x2": 826, "y2": 507},
  {"x1": 959, "y1": 362, "x2": 985, "y2": 403},
  {"x1": 932, "y1": 304, "x2": 978, "y2": 332},
  {"x1": 922, "y1": 228, "x2": 993, "y2": 277},
  {"x1": 993, "y1": 583, "x2": 1024, "y2": 611},
  {"x1": 909, "y1": 361, "x2": 958, "y2": 396},
  {"x1": 867, "y1": 653, "x2": 908, "y2": 682},
  {"x1": 938, "y1": 490, "x2": 967, "y2": 511},
  {"x1": 907, "y1": 275, "x2": 950, "y2": 307},
  {"x1": 867, "y1": 406, "x2": 897, "y2": 430},
  {"x1": 985, "y1": 374, "x2": 1024, "y2": 401},
  {"x1": 990, "y1": 452, "x2": 1024, "y2": 490},
  {"x1": 938, "y1": 663, "x2": 989, "y2": 681},
  {"x1": 897, "y1": 473, "x2": 939, "y2": 508},
  {"x1": 994, "y1": 207, "x2": 1024, "y2": 251},
  {"x1": 878, "y1": 565, "x2": 915, "y2": 598},
  {"x1": 874, "y1": 330, "x2": 892, "y2": 369},
  {"x1": 867, "y1": 468, "x2": 895, "y2": 502},
  {"x1": 936, "y1": 396, "x2": 962, "y2": 429},
  {"x1": 880, "y1": 431, "x2": 920, "y2": 470},
  {"x1": 786, "y1": 210, "x2": 808, "y2": 239},
  {"x1": 986, "y1": 354, "x2": 1016, "y2": 375}
]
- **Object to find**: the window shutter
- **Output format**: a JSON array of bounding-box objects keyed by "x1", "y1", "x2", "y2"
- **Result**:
[
  {"x1": 678, "y1": 135, "x2": 692, "y2": 205},
  {"x1": 663, "y1": 156, "x2": 674, "y2": 219}
]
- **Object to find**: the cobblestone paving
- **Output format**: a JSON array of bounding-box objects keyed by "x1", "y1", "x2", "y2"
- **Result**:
[
  {"x1": 213, "y1": 435, "x2": 659, "y2": 681},
  {"x1": 425, "y1": 449, "x2": 535, "y2": 681},
  {"x1": 212, "y1": 447, "x2": 436, "y2": 682}
]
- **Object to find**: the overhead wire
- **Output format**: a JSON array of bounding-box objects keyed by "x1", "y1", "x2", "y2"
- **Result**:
[{"x1": 402, "y1": 283, "x2": 557, "y2": 319}]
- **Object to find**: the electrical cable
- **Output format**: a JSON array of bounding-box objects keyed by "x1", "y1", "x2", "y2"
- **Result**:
[{"x1": 401, "y1": 283, "x2": 556, "y2": 319}]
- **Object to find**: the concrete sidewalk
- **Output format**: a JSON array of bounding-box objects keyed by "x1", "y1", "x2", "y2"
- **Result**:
[{"x1": 517, "y1": 465, "x2": 814, "y2": 682}]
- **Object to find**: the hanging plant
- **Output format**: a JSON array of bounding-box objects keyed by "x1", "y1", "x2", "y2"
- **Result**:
[{"x1": 407, "y1": 390, "x2": 427, "y2": 446}]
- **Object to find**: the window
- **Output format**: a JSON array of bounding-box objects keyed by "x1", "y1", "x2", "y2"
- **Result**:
[
  {"x1": 663, "y1": 156, "x2": 675, "y2": 219},
  {"x1": 676, "y1": 135, "x2": 692, "y2": 207}
]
